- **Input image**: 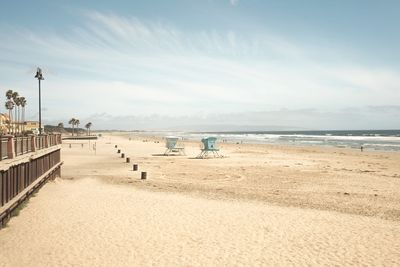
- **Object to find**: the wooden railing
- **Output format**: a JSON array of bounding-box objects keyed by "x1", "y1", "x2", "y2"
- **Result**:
[
  {"x1": 0, "y1": 149, "x2": 62, "y2": 226},
  {"x1": 35, "y1": 136, "x2": 45, "y2": 150},
  {"x1": 0, "y1": 134, "x2": 62, "y2": 161},
  {"x1": 0, "y1": 139, "x2": 7, "y2": 160}
]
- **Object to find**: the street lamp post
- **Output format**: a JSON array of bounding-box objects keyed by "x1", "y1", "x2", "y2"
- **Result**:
[{"x1": 34, "y1": 68, "x2": 44, "y2": 135}]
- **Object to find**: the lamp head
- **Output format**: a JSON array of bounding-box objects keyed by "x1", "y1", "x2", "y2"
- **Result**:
[{"x1": 34, "y1": 67, "x2": 44, "y2": 80}]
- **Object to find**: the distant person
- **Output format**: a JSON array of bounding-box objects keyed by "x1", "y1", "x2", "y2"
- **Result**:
[{"x1": 360, "y1": 145, "x2": 364, "y2": 152}]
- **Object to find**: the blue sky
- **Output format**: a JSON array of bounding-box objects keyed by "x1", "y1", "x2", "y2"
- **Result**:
[{"x1": 0, "y1": 0, "x2": 399, "y2": 130}]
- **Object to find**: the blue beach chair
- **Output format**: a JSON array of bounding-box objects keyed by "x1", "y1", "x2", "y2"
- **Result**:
[{"x1": 196, "y1": 137, "x2": 222, "y2": 158}]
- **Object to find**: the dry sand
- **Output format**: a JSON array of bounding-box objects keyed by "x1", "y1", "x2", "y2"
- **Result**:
[{"x1": 1, "y1": 133, "x2": 400, "y2": 266}]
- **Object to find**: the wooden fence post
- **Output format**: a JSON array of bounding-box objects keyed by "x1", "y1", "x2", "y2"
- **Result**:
[
  {"x1": 31, "y1": 135, "x2": 37, "y2": 152},
  {"x1": 44, "y1": 135, "x2": 49, "y2": 148},
  {"x1": 6, "y1": 136, "x2": 15, "y2": 159}
]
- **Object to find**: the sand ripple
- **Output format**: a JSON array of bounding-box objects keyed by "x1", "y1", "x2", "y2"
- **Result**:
[{"x1": 1, "y1": 178, "x2": 399, "y2": 266}]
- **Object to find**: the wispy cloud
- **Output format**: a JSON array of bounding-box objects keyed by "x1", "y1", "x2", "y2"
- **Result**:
[{"x1": 0, "y1": 11, "x2": 399, "y2": 129}]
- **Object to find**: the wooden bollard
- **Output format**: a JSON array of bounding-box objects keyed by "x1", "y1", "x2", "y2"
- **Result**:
[
  {"x1": 121, "y1": 153, "x2": 125, "y2": 158},
  {"x1": 141, "y1": 172, "x2": 147, "y2": 180},
  {"x1": 117, "y1": 149, "x2": 121, "y2": 153},
  {"x1": 126, "y1": 157, "x2": 130, "y2": 163},
  {"x1": 133, "y1": 164, "x2": 138, "y2": 171}
]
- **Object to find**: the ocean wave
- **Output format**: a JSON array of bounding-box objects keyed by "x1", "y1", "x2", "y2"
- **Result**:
[{"x1": 134, "y1": 130, "x2": 400, "y2": 152}]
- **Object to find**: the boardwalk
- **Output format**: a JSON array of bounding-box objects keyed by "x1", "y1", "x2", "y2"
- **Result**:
[{"x1": 0, "y1": 134, "x2": 62, "y2": 226}]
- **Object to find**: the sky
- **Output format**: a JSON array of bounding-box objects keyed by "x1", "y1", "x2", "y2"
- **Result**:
[{"x1": 0, "y1": 0, "x2": 399, "y2": 130}]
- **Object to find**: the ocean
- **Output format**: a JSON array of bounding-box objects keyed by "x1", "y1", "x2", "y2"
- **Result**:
[{"x1": 138, "y1": 129, "x2": 400, "y2": 152}]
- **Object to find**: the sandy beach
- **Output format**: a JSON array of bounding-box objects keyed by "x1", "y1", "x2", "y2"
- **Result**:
[
  {"x1": 1, "y1": 133, "x2": 400, "y2": 266},
  {"x1": 2, "y1": 0, "x2": 400, "y2": 265}
]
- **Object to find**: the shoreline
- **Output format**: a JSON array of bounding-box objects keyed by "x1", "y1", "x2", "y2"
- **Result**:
[
  {"x1": 106, "y1": 130, "x2": 400, "y2": 154},
  {"x1": 107, "y1": 131, "x2": 400, "y2": 157}
]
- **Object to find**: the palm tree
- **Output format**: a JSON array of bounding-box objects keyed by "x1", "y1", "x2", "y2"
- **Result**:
[
  {"x1": 74, "y1": 119, "x2": 80, "y2": 136},
  {"x1": 5, "y1": 101, "x2": 14, "y2": 134},
  {"x1": 58, "y1": 122, "x2": 64, "y2": 133},
  {"x1": 20, "y1": 97, "x2": 26, "y2": 133},
  {"x1": 15, "y1": 97, "x2": 22, "y2": 134},
  {"x1": 68, "y1": 118, "x2": 76, "y2": 136},
  {"x1": 11, "y1": 91, "x2": 19, "y2": 134},
  {"x1": 85, "y1": 122, "x2": 92, "y2": 136},
  {"x1": 5, "y1": 90, "x2": 14, "y2": 134},
  {"x1": 6, "y1": 90, "x2": 13, "y2": 100}
]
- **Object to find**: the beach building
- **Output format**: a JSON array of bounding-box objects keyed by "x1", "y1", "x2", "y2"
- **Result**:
[
  {"x1": 24, "y1": 121, "x2": 39, "y2": 132},
  {"x1": 0, "y1": 113, "x2": 9, "y2": 134},
  {"x1": 0, "y1": 116, "x2": 39, "y2": 135}
]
